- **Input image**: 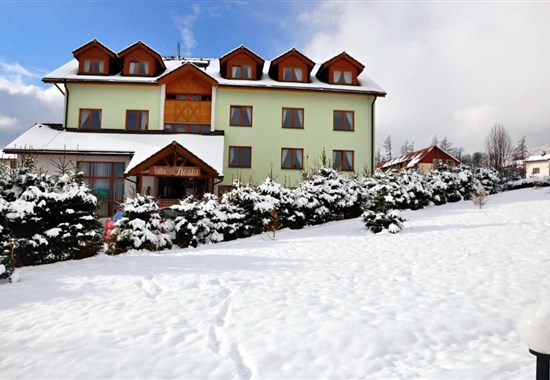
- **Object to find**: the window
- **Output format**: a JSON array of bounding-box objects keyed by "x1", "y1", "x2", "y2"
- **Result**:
[
  {"x1": 83, "y1": 59, "x2": 104, "y2": 74},
  {"x1": 164, "y1": 124, "x2": 210, "y2": 133},
  {"x1": 282, "y1": 108, "x2": 304, "y2": 129},
  {"x1": 79, "y1": 162, "x2": 125, "y2": 217},
  {"x1": 126, "y1": 110, "x2": 148, "y2": 130},
  {"x1": 433, "y1": 159, "x2": 443, "y2": 166},
  {"x1": 79, "y1": 109, "x2": 102, "y2": 129},
  {"x1": 533, "y1": 167, "x2": 541, "y2": 175},
  {"x1": 166, "y1": 94, "x2": 211, "y2": 101},
  {"x1": 230, "y1": 106, "x2": 253, "y2": 127},
  {"x1": 333, "y1": 150, "x2": 354, "y2": 171},
  {"x1": 281, "y1": 148, "x2": 304, "y2": 170},
  {"x1": 129, "y1": 61, "x2": 149, "y2": 75},
  {"x1": 231, "y1": 65, "x2": 252, "y2": 79},
  {"x1": 333, "y1": 70, "x2": 353, "y2": 84},
  {"x1": 446, "y1": 160, "x2": 455, "y2": 166},
  {"x1": 229, "y1": 146, "x2": 252, "y2": 168},
  {"x1": 282, "y1": 67, "x2": 303, "y2": 82},
  {"x1": 333, "y1": 110, "x2": 354, "y2": 131}
]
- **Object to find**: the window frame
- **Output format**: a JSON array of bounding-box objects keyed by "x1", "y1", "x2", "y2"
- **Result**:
[
  {"x1": 125, "y1": 110, "x2": 149, "y2": 131},
  {"x1": 164, "y1": 123, "x2": 211, "y2": 134},
  {"x1": 82, "y1": 58, "x2": 105, "y2": 74},
  {"x1": 129, "y1": 61, "x2": 150, "y2": 75},
  {"x1": 229, "y1": 105, "x2": 253, "y2": 127},
  {"x1": 333, "y1": 110, "x2": 355, "y2": 131},
  {"x1": 281, "y1": 148, "x2": 304, "y2": 170},
  {"x1": 79, "y1": 108, "x2": 102, "y2": 129},
  {"x1": 533, "y1": 167, "x2": 541, "y2": 175},
  {"x1": 282, "y1": 67, "x2": 304, "y2": 82},
  {"x1": 282, "y1": 108, "x2": 304, "y2": 129},
  {"x1": 78, "y1": 161, "x2": 126, "y2": 217},
  {"x1": 230, "y1": 64, "x2": 252, "y2": 79},
  {"x1": 333, "y1": 70, "x2": 353, "y2": 85},
  {"x1": 332, "y1": 150, "x2": 354, "y2": 172},
  {"x1": 228, "y1": 146, "x2": 252, "y2": 168}
]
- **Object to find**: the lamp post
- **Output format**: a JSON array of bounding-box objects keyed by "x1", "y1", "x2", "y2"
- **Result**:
[{"x1": 519, "y1": 303, "x2": 550, "y2": 380}]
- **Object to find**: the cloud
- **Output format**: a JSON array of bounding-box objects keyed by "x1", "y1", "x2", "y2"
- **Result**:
[
  {"x1": 301, "y1": 2, "x2": 550, "y2": 154},
  {"x1": 175, "y1": 4, "x2": 201, "y2": 56},
  {"x1": 0, "y1": 115, "x2": 17, "y2": 130},
  {"x1": 0, "y1": 60, "x2": 63, "y2": 147}
]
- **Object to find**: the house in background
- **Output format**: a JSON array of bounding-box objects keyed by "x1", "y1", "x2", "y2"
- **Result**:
[
  {"x1": 4, "y1": 39, "x2": 385, "y2": 216},
  {"x1": 525, "y1": 151, "x2": 550, "y2": 178},
  {"x1": 0, "y1": 150, "x2": 17, "y2": 169},
  {"x1": 377, "y1": 145, "x2": 460, "y2": 173}
]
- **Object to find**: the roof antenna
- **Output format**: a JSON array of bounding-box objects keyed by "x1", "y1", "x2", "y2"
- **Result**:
[{"x1": 177, "y1": 42, "x2": 181, "y2": 60}]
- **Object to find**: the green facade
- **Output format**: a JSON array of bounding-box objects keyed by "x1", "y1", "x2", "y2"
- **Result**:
[
  {"x1": 67, "y1": 83, "x2": 162, "y2": 130},
  {"x1": 66, "y1": 82, "x2": 375, "y2": 187},
  {"x1": 215, "y1": 87, "x2": 374, "y2": 187}
]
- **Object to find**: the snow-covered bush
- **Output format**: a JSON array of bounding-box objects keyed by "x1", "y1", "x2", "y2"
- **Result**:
[
  {"x1": 294, "y1": 166, "x2": 354, "y2": 225},
  {"x1": 474, "y1": 167, "x2": 501, "y2": 195},
  {"x1": 257, "y1": 178, "x2": 305, "y2": 230},
  {"x1": 0, "y1": 158, "x2": 102, "y2": 266},
  {"x1": 219, "y1": 181, "x2": 263, "y2": 239},
  {"x1": 362, "y1": 209, "x2": 405, "y2": 234},
  {"x1": 504, "y1": 176, "x2": 550, "y2": 190},
  {"x1": 172, "y1": 194, "x2": 226, "y2": 248},
  {"x1": 109, "y1": 194, "x2": 172, "y2": 254}
]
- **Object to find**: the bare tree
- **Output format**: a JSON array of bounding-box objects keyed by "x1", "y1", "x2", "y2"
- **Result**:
[
  {"x1": 440, "y1": 137, "x2": 452, "y2": 152},
  {"x1": 431, "y1": 135, "x2": 439, "y2": 147},
  {"x1": 485, "y1": 123, "x2": 512, "y2": 175},
  {"x1": 375, "y1": 148, "x2": 382, "y2": 164},
  {"x1": 383, "y1": 135, "x2": 393, "y2": 160}
]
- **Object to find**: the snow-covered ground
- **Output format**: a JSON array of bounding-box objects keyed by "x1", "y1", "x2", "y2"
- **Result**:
[{"x1": 1, "y1": 188, "x2": 549, "y2": 379}]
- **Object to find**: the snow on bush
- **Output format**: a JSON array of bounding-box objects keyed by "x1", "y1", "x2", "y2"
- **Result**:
[
  {"x1": 257, "y1": 178, "x2": 304, "y2": 230},
  {"x1": 504, "y1": 176, "x2": 550, "y2": 190},
  {"x1": 108, "y1": 194, "x2": 172, "y2": 254},
  {"x1": 294, "y1": 166, "x2": 356, "y2": 225},
  {"x1": 172, "y1": 194, "x2": 226, "y2": 248},
  {"x1": 362, "y1": 209, "x2": 405, "y2": 234},
  {"x1": 219, "y1": 181, "x2": 263, "y2": 239},
  {"x1": 0, "y1": 158, "x2": 102, "y2": 268}
]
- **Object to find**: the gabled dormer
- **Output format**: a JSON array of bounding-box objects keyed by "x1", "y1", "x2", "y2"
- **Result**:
[
  {"x1": 118, "y1": 41, "x2": 166, "y2": 77},
  {"x1": 72, "y1": 39, "x2": 121, "y2": 76},
  {"x1": 219, "y1": 45, "x2": 264, "y2": 80},
  {"x1": 317, "y1": 52, "x2": 365, "y2": 86},
  {"x1": 269, "y1": 48, "x2": 315, "y2": 83}
]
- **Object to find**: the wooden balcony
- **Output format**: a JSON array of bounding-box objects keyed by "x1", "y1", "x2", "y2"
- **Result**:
[{"x1": 164, "y1": 100, "x2": 211, "y2": 124}]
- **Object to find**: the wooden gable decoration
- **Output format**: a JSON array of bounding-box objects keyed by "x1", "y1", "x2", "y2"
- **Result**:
[
  {"x1": 158, "y1": 63, "x2": 218, "y2": 95},
  {"x1": 127, "y1": 141, "x2": 219, "y2": 177},
  {"x1": 219, "y1": 45, "x2": 265, "y2": 80},
  {"x1": 317, "y1": 52, "x2": 365, "y2": 86},
  {"x1": 269, "y1": 48, "x2": 315, "y2": 83},
  {"x1": 118, "y1": 41, "x2": 166, "y2": 77},
  {"x1": 72, "y1": 39, "x2": 121, "y2": 75}
]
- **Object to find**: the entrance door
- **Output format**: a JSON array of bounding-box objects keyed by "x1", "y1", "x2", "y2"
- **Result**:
[{"x1": 158, "y1": 177, "x2": 209, "y2": 199}]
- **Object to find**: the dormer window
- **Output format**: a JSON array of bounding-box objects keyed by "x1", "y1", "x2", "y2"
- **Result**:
[
  {"x1": 83, "y1": 59, "x2": 105, "y2": 74},
  {"x1": 282, "y1": 67, "x2": 303, "y2": 82},
  {"x1": 333, "y1": 70, "x2": 353, "y2": 85},
  {"x1": 231, "y1": 65, "x2": 252, "y2": 79},
  {"x1": 129, "y1": 61, "x2": 149, "y2": 75},
  {"x1": 317, "y1": 52, "x2": 365, "y2": 86}
]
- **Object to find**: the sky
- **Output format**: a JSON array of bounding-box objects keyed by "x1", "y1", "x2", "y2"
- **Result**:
[{"x1": 1, "y1": 1, "x2": 549, "y2": 156}]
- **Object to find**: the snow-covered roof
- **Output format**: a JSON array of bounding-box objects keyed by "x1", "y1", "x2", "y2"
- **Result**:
[
  {"x1": 379, "y1": 146, "x2": 460, "y2": 169},
  {"x1": 4, "y1": 124, "x2": 224, "y2": 175},
  {"x1": 43, "y1": 56, "x2": 386, "y2": 96},
  {"x1": 526, "y1": 153, "x2": 550, "y2": 163},
  {"x1": 0, "y1": 150, "x2": 16, "y2": 160}
]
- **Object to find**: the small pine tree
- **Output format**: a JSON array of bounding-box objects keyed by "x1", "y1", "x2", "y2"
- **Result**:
[{"x1": 109, "y1": 194, "x2": 172, "y2": 254}]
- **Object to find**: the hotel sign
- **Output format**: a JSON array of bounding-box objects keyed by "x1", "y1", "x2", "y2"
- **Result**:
[{"x1": 149, "y1": 166, "x2": 201, "y2": 177}]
